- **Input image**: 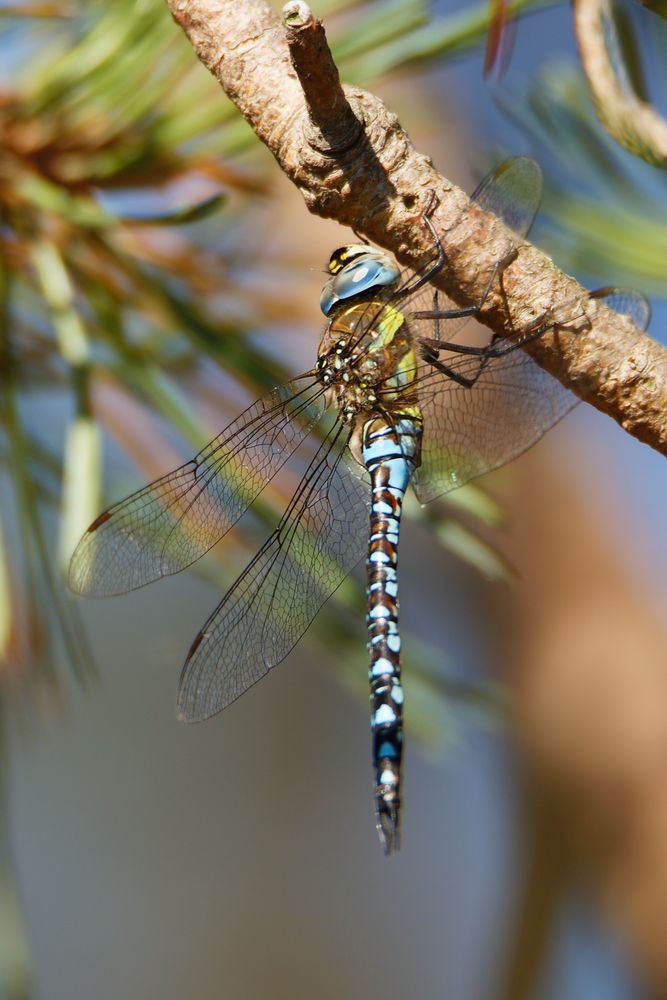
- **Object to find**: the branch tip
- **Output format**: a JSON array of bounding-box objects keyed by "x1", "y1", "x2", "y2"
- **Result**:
[
  {"x1": 282, "y1": 1, "x2": 312, "y2": 28},
  {"x1": 283, "y1": 2, "x2": 362, "y2": 154}
]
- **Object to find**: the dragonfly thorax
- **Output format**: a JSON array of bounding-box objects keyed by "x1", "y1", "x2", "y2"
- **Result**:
[
  {"x1": 316, "y1": 301, "x2": 418, "y2": 425},
  {"x1": 316, "y1": 337, "x2": 381, "y2": 423}
]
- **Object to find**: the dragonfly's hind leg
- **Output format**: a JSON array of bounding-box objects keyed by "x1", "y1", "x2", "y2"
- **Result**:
[
  {"x1": 420, "y1": 315, "x2": 562, "y2": 366},
  {"x1": 419, "y1": 319, "x2": 567, "y2": 387},
  {"x1": 419, "y1": 346, "x2": 490, "y2": 389},
  {"x1": 419, "y1": 298, "x2": 590, "y2": 387}
]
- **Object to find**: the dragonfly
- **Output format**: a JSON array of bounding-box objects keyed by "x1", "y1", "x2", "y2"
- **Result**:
[{"x1": 69, "y1": 157, "x2": 651, "y2": 854}]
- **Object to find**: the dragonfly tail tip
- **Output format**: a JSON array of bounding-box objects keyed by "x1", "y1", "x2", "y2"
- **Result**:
[{"x1": 376, "y1": 806, "x2": 401, "y2": 856}]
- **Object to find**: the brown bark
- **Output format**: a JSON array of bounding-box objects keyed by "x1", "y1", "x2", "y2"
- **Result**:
[
  {"x1": 164, "y1": 0, "x2": 667, "y2": 459},
  {"x1": 499, "y1": 451, "x2": 667, "y2": 995}
]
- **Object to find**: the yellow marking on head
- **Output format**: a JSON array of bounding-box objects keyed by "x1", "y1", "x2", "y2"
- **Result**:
[{"x1": 327, "y1": 244, "x2": 376, "y2": 276}]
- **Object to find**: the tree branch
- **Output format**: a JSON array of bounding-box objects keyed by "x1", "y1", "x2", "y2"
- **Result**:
[
  {"x1": 165, "y1": 0, "x2": 667, "y2": 458},
  {"x1": 282, "y1": 1, "x2": 362, "y2": 153},
  {"x1": 573, "y1": 0, "x2": 667, "y2": 168}
]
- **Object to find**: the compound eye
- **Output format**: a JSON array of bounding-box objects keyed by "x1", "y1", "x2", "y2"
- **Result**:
[{"x1": 320, "y1": 249, "x2": 400, "y2": 317}]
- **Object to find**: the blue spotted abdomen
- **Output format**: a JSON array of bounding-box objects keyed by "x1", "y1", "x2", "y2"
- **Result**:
[{"x1": 361, "y1": 412, "x2": 422, "y2": 854}]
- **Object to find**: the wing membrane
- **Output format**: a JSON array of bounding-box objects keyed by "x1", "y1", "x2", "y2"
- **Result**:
[
  {"x1": 411, "y1": 287, "x2": 651, "y2": 503},
  {"x1": 178, "y1": 424, "x2": 370, "y2": 722},
  {"x1": 469, "y1": 156, "x2": 542, "y2": 237},
  {"x1": 69, "y1": 379, "x2": 324, "y2": 596},
  {"x1": 412, "y1": 350, "x2": 575, "y2": 503}
]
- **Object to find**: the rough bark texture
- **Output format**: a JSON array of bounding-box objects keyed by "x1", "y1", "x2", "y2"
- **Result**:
[{"x1": 165, "y1": 0, "x2": 667, "y2": 458}]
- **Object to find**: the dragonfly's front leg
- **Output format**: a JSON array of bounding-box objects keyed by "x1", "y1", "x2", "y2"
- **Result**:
[
  {"x1": 413, "y1": 246, "x2": 519, "y2": 329},
  {"x1": 397, "y1": 190, "x2": 448, "y2": 299}
]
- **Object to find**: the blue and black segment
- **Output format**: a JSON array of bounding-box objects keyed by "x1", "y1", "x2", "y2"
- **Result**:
[{"x1": 362, "y1": 413, "x2": 422, "y2": 854}]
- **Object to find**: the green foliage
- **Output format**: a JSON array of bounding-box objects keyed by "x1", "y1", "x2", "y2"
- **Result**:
[
  {"x1": 336, "y1": 0, "x2": 550, "y2": 80},
  {"x1": 501, "y1": 59, "x2": 667, "y2": 294}
]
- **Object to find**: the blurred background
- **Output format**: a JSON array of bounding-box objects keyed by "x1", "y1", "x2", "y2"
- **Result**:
[{"x1": 1, "y1": 0, "x2": 667, "y2": 997}]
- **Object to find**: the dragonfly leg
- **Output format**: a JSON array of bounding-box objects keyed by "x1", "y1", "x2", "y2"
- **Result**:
[
  {"x1": 483, "y1": 283, "x2": 648, "y2": 359},
  {"x1": 351, "y1": 227, "x2": 370, "y2": 245},
  {"x1": 421, "y1": 336, "x2": 491, "y2": 357},
  {"x1": 416, "y1": 304, "x2": 480, "y2": 324},
  {"x1": 396, "y1": 191, "x2": 447, "y2": 298},
  {"x1": 420, "y1": 321, "x2": 555, "y2": 363},
  {"x1": 413, "y1": 246, "x2": 519, "y2": 326},
  {"x1": 419, "y1": 287, "x2": 592, "y2": 378},
  {"x1": 480, "y1": 298, "x2": 592, "y2": 359},
  {"x1": 420, "y1": 314, "x2": 574, "y2": 387},
  {"x1": 421, "y1": 350, "x2": 490, "y2": 389}
]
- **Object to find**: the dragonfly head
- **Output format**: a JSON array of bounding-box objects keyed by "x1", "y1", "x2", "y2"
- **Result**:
[{"x1": 320, "y1": 245, "x2": 400, "y2": 317}]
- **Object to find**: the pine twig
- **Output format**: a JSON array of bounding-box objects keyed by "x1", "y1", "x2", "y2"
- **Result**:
[
  {"x1": 283, "y1": 1, "x2": 362, "y2": 153},
  {"x1": 165, "y1": 0, "x2": 667, "y2": 458}
]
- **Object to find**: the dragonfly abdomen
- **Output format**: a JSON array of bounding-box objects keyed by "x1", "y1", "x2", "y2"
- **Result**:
[{"x1": 362, "y1": 413, "x2": 422, "y2": 854}]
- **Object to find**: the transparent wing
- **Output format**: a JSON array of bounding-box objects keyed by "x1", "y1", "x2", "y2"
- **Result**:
[
  {"x1": 412, "y1": 350, "x2": 575, "y2": 503},
  {"x1": 469, "y1": 155, "x2": 542, "y2": 237},
  {"x1": 393, "y1": 156, "x2": 543, "y2": 338},
  {"x1": 177, "y1": 424, "x2": 370, "y2": 722},
  {"x1": 589, "y1": 286, "x2": 651, "y2": 330},
  {"x1": 69, "y1": 379, "x2": 325, "y2": 597},
  {"x1": 411, "y1": 288, "x2": 651, "y2": 504}
]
